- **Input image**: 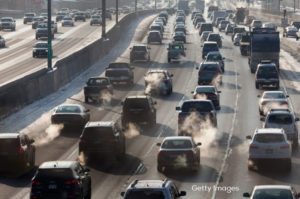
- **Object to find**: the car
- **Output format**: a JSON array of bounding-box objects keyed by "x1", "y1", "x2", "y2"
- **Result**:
[
  {"x1": 251, "y1": 20, "x2": 263, "y2": 29},
  {"x1": 0, "y1": 17, "x2": 16, "y2": 31},
  {"x1": 56, "y1": 11, "x2": 67, "y2": 22},
  {"x1": 291, "y1": 21, "x2": 300, "y2": 30},
  {"x1": 191, "y1": 11, "x2": 202, "y2": 20},
  {"x1": 90, "y1": 15, "x2": 102, "y2": 26},
  {"x1": 32, "y1": 17, "x2": 44, "y2": 29},
  {"x1": 215, "y1": 17, "x2": 225, "y2": 27},
  {"x1": 176, "y1": 99, "x2": 217, "y2": 135},
  {"x1": 62, "y1": 16, "x2": 75, "y2": 26},
  {"x1": 23, "y1": 13, "x2": 36, "y2": 24},
  {"x1": 255, "y1": 61, "x2": 279, "y2": 89},
  {"x1": 79, "y1": 121, "x2": 125, "y2": 161},
  {"x1": 105, "y1": 62, "x2": 134, "y2": 86},
  {"x1": 233, "y1": 32, "x2": 242, "y2": 46},
  {"x1": 157, "y1": 16, "x2": 167, "y2": 25},
  {"x1": 129, "y1": 45, "x2": 150, "y2": 63},
  {"x1": 197, "y1": 61, "x2": 222, "y2": 85},
  {"x1": 199, "y1": 23, "x2": 213, "y2": 36},
  {"x1": 51, "y1": 104, "x2": 90, "y2": 127},
  {"x1": 202, "y1": 41, "x2": 219, "y2": 59},
  {"x1": 30, "y1": 161, "x2": 91, "y2": 199},
  {"x1": 246, "y1": 128, "x2": 292, "y2": 171},
  {"x1": 173, "y1": 31, "x2": 186, "y2": 43},
  {"x1": 33, "y1": 41, "x2": 50, "y2": 58},
  {"x1": 74, "y1": 12, "x2": 86, "y2": 21},
  {"x1": 157, "y1": 136, "x2": 201, "y2": 172},
  {"x1": 40, "y1": 12, "x2": 48, "y2": 19},
  {"x1": 243, "y1": 185, "x2": 300, "y2": 198},
  {"x1": 147, "y1": 30, "x2": 162, "y2": 44},
  {"x1": 205, "y1": 51, "x2": 225, "y2": 72},
  {"x1": 191, "y1": 85, "x2": 221, "y2": 110},
  {"x1": 0, "y1": 35, "x2": 5, "y2": 47},
  {"x1": 121, "y1": 95, "x2": 157, "y2": 127},
  {"x1": 174, "y1": 24, "x2": 186, "y2": 35},
  {"x1": 218, "y1": 20, "x2": 230, "y2": 31},
  {"x1": 225, "y1": 23, "x2": 235, "y2": 35},
  {"x1": 0, "y1": 133, "x2": 35, "y2": 174},
  {"x1": 84, "y1": 77, "x2": 113, "y2": 103},
  {"x1": 176, "y1": 16, "x2": 185, "y2": 24},
  {"x1": 200, "y1": 31, "x2": 212, "y2": 42},
  {"x1": 262, "y1": 22, "x2": 277, "y2": 30},
  {"x1": 263, "y1": 109, "x2": 299, "y2": 148},
  {"x1": 47, "y1": 20, "x2": 58, "y2": 33},
  {"x1": 154, "y1": 19, "x2": 165, "y2": 30},
  {"x1": 35, "y1": 23, "x2": 54, "y2": 40},
  {"x1": 231, "y1": 27, "x2": 246, "y2": 41},
  {"x1": 207, "y1": 33, "x2": 222, "y2": 48},
  {"x1": 121, "y1": 179, "x2": 186, "y2": 199},
  {"x1": 144, "y1": 69, "x2": 173, "y2": 95},
  {"x1": 258, "y1": 91, "x2": 289, "y2": 116},
  {"x1": 167, "y1": 42, "x2": 186, "y2": 62},
  {"x1": 149, "y1": 24, "x2": 164, "y2": 35},
  {"x1": 283, "y1": 26, "x2": 298, "y2": 37},
  {"x1": 193, "y1": 17, "x2": 205, "y2": 27}
]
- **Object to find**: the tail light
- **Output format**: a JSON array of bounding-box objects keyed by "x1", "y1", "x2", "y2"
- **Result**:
[
  {"x1": 83, "y1": 87, "x2": 86, "y2": 93},
  {"x1": 65, "y1": 179, "x2": 78, "y2": 185},
  {"x1": 250, "y1": 145, "x2": 259, "y2": 149},
  {"x1": 164, "y1": 80, "x2": 169, "y2": 83},
  {"x1": 31, "y1": 196, "x2": 39, "y2": 199},
  {"x1": 32, "y1": 181, "x2": 41, "y2": 186},
  {"x1": 19, "y1": 147, "x2": 25, "y2": 153},
  {"x1": 215, "y1": 70, "x2": 221, "y2": 74},
  {"x1": 281, "y1": 101, "x2": 288, "y2": 105},
  {"x1": 187, "y1": 150, "x2": 194, "y2": 157},
  {"x1": 280, "y1": 145, "x2": 290, "y2": 149},
  {"x1": 208, "y1": 93, "x2": 217, "y2": 98},
  {"x1": 210, "y1": 113, "x2": 215, "y2": 121},
  {"x1": 68, "y1": 194, "x2": 76, "y2": 199}
]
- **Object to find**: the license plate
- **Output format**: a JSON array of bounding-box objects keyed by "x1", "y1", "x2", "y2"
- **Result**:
[
  {"x1": 48, "y1": 184, "x2": 57, "y2": 190},
  {"x1": 265, "y1": 149, "x2": 273, "y2": 154}
]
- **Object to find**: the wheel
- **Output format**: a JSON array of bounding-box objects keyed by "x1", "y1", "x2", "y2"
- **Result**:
[
  {"x1": 285, "y1": 160, "x2": 291, "y2": 172},
  {"x1": 168, "y1": 58, "x2": 171, "y2": 63},
  {"x1": 255, "y1": 82, "x2": 259, "y2": 89},
  {"x1": 157, "y1": 164, "x2": 163, "y2": 172},
  {"x1": 167, "y1": 87, "x2": 172, "y2": 95},
  {"x1": 85, "y1": 186, "x2": 91, "y2": 199},
  {"x1": 250, "y1": 68, "x2": 256, "y2": 73},
  {"x1": 84, "y1": 96, "x2": 89, "y2": 103}
]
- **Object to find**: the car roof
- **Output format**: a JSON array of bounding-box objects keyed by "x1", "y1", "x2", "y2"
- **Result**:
[
  {"x1": 163, "y1": 136, "x2": 193, "y2": 141},
  {"x1": 57, "y1": 104, "x2": 83, "y2": 109},
  {"x1": 0, "y1": 133, "x2": 20, "y2": 139},
  {"x1": 254, "y1": 185, "x2": 292, "y2": 190},
  {"x1": 263, "y1": 91, "x2": 284, "y2": 95},
  {"x1": 207, "y1": 51, "x2": 222, "y2": 55},
  {"x1": 195, "y1": 85, "x2": 216, "y2": 89},
  {"x1": 39, "y1": 161, "x2": 77, "y2": 169},
  {"x1": 85, "y1": 121, "x2": 114, "y2": 128},
  {"x1": 149, "y1": 30, "x2": 160, "y2": 34},
  {"x1": 129, "y1": 179, "x2": 171, "y2": 189},
  {"x1": 203, "y1": 41, "x2": 218, "y2": 45},
  {"x1": 267, "y1": 109, "x2": 292, "y2": 114},
  {"x1": 255, "y1": 128, "x2": 284, "y2": 134},
  {"x1": 182, "y1": 99, "x2": 212, "y2": 103},
  {"x1": 202, "y1": 61, "x2": 220, "y2": 65},
  {"x1": 126, "y1": 95, "x2": 148, "y2": 99}
]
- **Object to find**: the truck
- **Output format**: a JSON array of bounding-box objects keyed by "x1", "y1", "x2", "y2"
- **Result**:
[
  {"x1": 240, "y1": 31, "x2": 250, "y2": 56},
  {"x1": 248, "y1": 28, "x2": 280, "y2": 73},
  {"x1": 178, "y1": 0, "x2": 190, "y2": 14},
  {"x1": 234, "y1": 7, "x2": 249, "y2": 24},
  {"x1": 195, "y1": 0, "x2": 205, "y2": 13}
]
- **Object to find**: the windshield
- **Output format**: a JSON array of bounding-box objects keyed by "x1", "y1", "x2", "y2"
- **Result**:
[
  {"x1": 268, "y1": 114, "x2": 293, "y2": 124},
  {"x1": 196, "y1": 87, "x2": 216, "y2": 93},
  {"x1": 35, "y1": 43, "x2": 47, "y2": 48},
  {"x1": 263, "y1": 92, "x2": 285, "y2": 99},
  {"x1": 56, "y1": 105, "x2": 81, "y2": 113},
  {"x1": 253, "y1": 189, "x2": 293, "y2": 199},
  {"x1": 64, "y1": 18, "x2": 72, "y2": 20},
  {"x1": 37, "y1": 168, "x2": 73, "y2": 179},
  {"x1": 82, "y1": 127, "x2": 114, "y2": 140},
  {"x1": 125, "y1": 190, "x2": 165, "y2": 199},
  {"x1": 162, "y1": 139, "x2": 192, "y2": 149},
  {"x1": 92, "y1": 16, "x2": 100, "y2": 19},
  {"x1": 87, "y1": 78, "x2": 109, "y2": 85},
  {"x1": 1, "y1": 18, "x2": 12, "y2": 22},
  {"x1": 124, "y1": 99, "x2": 149, "y2": 110},
  {"x1": 254, "y1": 134, "x2": 284, "y2": 143},
  {"x1": 170, "y1": 44, "x2": 183, "y2": 50},
  {"x1": 181, "y1": 101, "x2": 213, "y2": 112}
]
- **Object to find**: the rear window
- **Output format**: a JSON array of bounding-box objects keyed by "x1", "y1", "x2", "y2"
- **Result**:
[
  {"x1": 170, "y1": 44, "x2": 184, "y2": 50},
  {"x1": 0, "y1": 138, "x2": 19, "y2": 152},
  {"x1": 36, "y1": 168, "x2": 73, "y2": 179},
  {"x1": 87, "y1": 78, "x2": 109, "y2": 85},
  {"x1": 267, "y1": 114, "x2": 293, "y2": 124},
  {"x1": 263, "y1": 92, "x2": 285, "y2": 99},
  {"x1": 208, "y1": 34, "x2": 221, "y2": 40},
  {"x1": 25, "y1": 13, "x2": 35, "y2": 17},
  {"x1": 196, "y1": 87, "x2": 215, "y2": 93},
  {"x1": 206, "y1": 54, "x2": 222, "y2": 61},
  {"x1": 204, "y1": 44, "x2": 218, "y2": 50},
  {"x1": 257, "y1": 66, "x2": 277, "y2": 74},
  {"x1": 162, "y1": 139, "x2": 192, "y2": 149},
  {"x1": 124, "y1": 98, "x2": 149, "y2": 110},
  {"x1": 254, "y1": 134, "x2": 284, "y2": 143},
  {"x1": 181, "y1": 101, "x2": 213, "y2": 112},
  {"x1": 253, "y1": 189, "x2": 293, "y2": 199},
  {"x1": 125, "y1": 190, "x2": 165, "y2": 199},
  {"x1": 35, "y1": 43, "x2": 47, "y2": 48},
  {"x1": 106, "y1": 70, "x2": 129, "y2": 77},
  {"x1": 132, "y1": 46, "x2": 146, "y2": 51},
  {"x1": 1, "y1": 18, "x2": 13, "y2": 22},
  {"x1": 82, "y1": 127, "x2": 114, "y2": 140},
  {"x1": 56, "y1": 105, "x2": 81, "y2": 113},
  {"x1": 202, "y1": 64, "x2": 220, "y2": 71}
]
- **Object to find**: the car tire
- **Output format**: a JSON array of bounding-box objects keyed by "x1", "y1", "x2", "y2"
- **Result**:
[
  {"x1": 168, "y1": 58, "x2": 171, "y2": 63},
  {"x1": 293, "y1": 138, "x2": 299, "y2": 148},
  {"x1": 250, "y1": 68, "x2": 256, "y2": 73},
  {"x1": 84, "y1": 96, "x2": 89, "y2": 103},
  {"x1": 285, "y1": 160, "x2": 292, "y2": 172},
  {"x1": 157, "y1": 164, "x2": 163, "y2": 172},
  {"x1": 30, "y1": 153, "x2": 35, "y2": 168},
  {"x1": 85, "y1": 186, "x2": 91, "y2": 199},
  {"x1": 255, "y1": 82, "x2": 259, "y2": 89}
]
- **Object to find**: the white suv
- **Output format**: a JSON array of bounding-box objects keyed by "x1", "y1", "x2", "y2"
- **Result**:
[{"x1": 246, "y1": 128, "x2": 292, "y2": 171}]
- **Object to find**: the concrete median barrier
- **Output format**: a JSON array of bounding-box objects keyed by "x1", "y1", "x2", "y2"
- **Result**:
[{"x1": 0, "y1": 9, "x2": 160, "y2": 119}]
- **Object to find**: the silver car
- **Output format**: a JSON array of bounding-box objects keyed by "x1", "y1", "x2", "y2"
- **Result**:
[
  {"x1": 62, "y1": 17, "x2": 74, "y2": 26},
  {"x1": 243, "y1": 185, "x2": 300, "y2": 198},
  {"x1": 0, "y1": 17, "x2": 16, "y2": 31},
  {"x1": 258, "y1": 91, "x2": 289, "y2": 115}
]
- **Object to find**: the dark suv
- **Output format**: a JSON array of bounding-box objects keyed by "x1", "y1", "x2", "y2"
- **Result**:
[
  {"x1": 147, "y1": 31, "x2": 162, "y2": 44},
  {"x1": 30, "y1": 161, "x2": 91, "y2": 199},
  {"x1": 129, "y1": 45, "x2": 150, "y2": 63},
  {"x1": 79, "y1": 121, "x2": 126, "y2": 160},
  {"x1": 199, "y1": 23, "x2": 213, "y2": 36},
  {"x1": 167, "y1": 42, "x2": 186, "y2": 62},
  {"x1": 207, "y1": 33, "x2": 222, "y2": 48},
  {"x1": 0, "y1": 133, "x2": 35, "y2": 174},
  {"x1": 121, "y1": 179, "x2": 186, "y2": 199},
  {"x1": 202, "y1": 41, "x2": 219, "y2": 59},
  {"x1": 121, "y1": 95, "x2": 157, "y2": 127},
  {"x1": 23, "y1": 13, "x2": 36, "y2": 24},
  {"x1": 74, "y1": 12, "x2": 86, "y2": 21},
  {"x1": 255, "y1": 62, "x2": 279, "y2": 89}
]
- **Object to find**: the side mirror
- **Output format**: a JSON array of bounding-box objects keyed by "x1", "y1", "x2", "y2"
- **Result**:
[
  {"x1": 257, "y1": 95, "x2": 261, "y2": 98},
  {"x1": 243, "y1": 192, "x2": 251, "y2": 198},
  {"x1": 121, "y1": 101, "x2": 124, "y2": 105},
  {"x1": 131, "y1": 66, "x2": 135, "y2": 69},
  {"x1": 156, "y1": 143, "x2": 161, "y2": 146},
  {"x1": 246, "y1": 135, "x2": 252, "y2": 140},
  {"x1": 85, "y1": 109, "x2": 90, "y2": 112},
  {"x1": 286, "y1": 95, "x2": 289, "y2": 98},
  {"x1": 196, "y1": 67, "x2": 199, "y2": 70},
  {"x1": 176, "y1": 106, "x2": 181, "y2": 111},
  {"x1": 179, "y1": 191, "x2": 186, "y2": 196},
  {"x1": 167, "y1": 48, "x2": 169, "y2": 50},
  {"x1": 184, "y1": 48, "x2": 187, "y2": 50},
  {"x1": 260, "y1": 117, "x2": 265, "y2": 121},
  {"x1": 296, "y1": 118, "x2": 299, "y2": 121},
  {"x1": 191, "y1": 91, "x2": 194, "y2": 94},
  {"x1": 170, "y1": 74, "x2": 174, "y2": 77},
  {"x1": 218, "y1": 91, "x2": 221, "y2": 93},
  {"x1": 153, "y1": 101, "x2": 157, "y2": 105},
  {"x1": 196, "y1": 142, "x2": 202, "y2": 146},
  {"x1": 200, "y1": 45, "x2": 203, "y2": 47},
  {"x1": 121, "y1": 192, "x2": 125, "y2": 196},
  {"x1": 222, "y1": 57, "x2": 225, "y2": 60},
  {"x1": 129, "y1": 47, "x2": 132, "y2": 50},
  {"x1": 29, "y1": 139, "x2": 35, "y2": 144}
]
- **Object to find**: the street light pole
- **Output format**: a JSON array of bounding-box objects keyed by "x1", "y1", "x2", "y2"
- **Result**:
[
  {"x1": 47, "y1": 0, "x2": 52, "y2": 70},
  {"x1": 155, "y1": 0, "x2": 157, "y2": 10},
  {"x1": 135, "y1": 0, "x2": 137, "y2": 12},
  {"x1": 102, "y1": 0, "x2": 106, "y2": 39},
  {"x1": 116, "y1": 0, "x2": 118, "y2": 24}
]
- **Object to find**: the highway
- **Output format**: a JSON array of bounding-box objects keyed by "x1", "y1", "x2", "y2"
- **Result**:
[{"x1": 1, "y1": 2, "x2": 300, "y2": 199}]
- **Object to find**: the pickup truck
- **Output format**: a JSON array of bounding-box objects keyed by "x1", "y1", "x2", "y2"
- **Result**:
[
  {"x1": 83, "y1": 77, "x2": 113, "y2": 103},
  {"x1": 176, "y1": 100, "x2": 217, "y2": 135},
  {"x1": 167, "y1": 42, "x2": 186, "y2": 63}
]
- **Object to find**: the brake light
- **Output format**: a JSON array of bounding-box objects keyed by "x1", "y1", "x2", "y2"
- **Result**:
[
  {"x1": 32, "y1": 181, "x2": 41, "y2": 186},
  {"x1": 64, "y1": 179, "x2": 78, "y2": 185},
  {"x1": 68, "y1": 194, "x2": 76, "y2": 199},
  {"x1": 281, "y1": 101, "x2": 288, "y2": 105},
  {"x1": 280, "y1": 145, "x2": 290, "y2": 149},
  {"x1": 31, "y1": 196, "x2": 39, "y2": 199},
  {"x1": 210, "y1": 114, "x2": 215, "y2": 121},
  {"x1": 250, "y1": 145, "x2": 258, "y2": 149},
  {"x1": 83, "y1": 87, "x2": 86, "y2": 93},
  {"x1": 216, "y1": 70, "x2": 221, "y2": 74},
  {"x1": 19, "y1": 147, "x2": 25, "y2": 153},
  {"x1": 187, "y1": 150, "x2": 194, "y2": 156},
  {"x1": 164, "y1": 80, "x2": 169, "y2": 83}
]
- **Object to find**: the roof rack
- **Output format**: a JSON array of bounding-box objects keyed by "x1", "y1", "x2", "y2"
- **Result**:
[
  {"x1": 162, "y1": 178, "x2": 168, "y2": 187},
  {"x1": 131, "y1": 179, "x2": 138, "y2": 188}
]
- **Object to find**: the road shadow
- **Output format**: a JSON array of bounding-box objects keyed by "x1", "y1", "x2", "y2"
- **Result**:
[
  {"x1": 114, "y1": 83, "x2": 144, "y2": 92},
  {"x1": 218, "y1": 105, "x2": 235, "y2": 114},
  {"x1": 224, "y1": 70, "x2": 239, "y2": 76},
  {"x1": 150, "y1": 91, "x2": 185, "y2": 102},
  {"x1": 223, "y1": 82, "x2": 242, "y2": 90},
  {"x1": 0, "y1": 166, "x2": 37, "y2": 187},
  {"x1": 215, "y1": 132, "x2": 244, "y2": 149}
]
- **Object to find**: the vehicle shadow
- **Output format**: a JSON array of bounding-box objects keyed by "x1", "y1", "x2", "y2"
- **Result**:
[
  {"x1": 113, "y1": 83, "x2": 145, "y2": 92},
  {"x1": 280, "y1": 68, "x2": 300, "y2": 83},
  {"x1": 223, "y1": 70, "x2": 239, "y2": 76},
  {"x1": 215, "y1": 132, "x2": 244, "y2": 149},
  {"x1": 0, "y1": 166, "x2": 37, "y2": 187},
  {"x1": 151, "y1": 91, "x2": 185, "y2": 102},
  {"x1": 222, "y1": 82, "x2": 242, "y2": 90},
  {"x1": 218, "y1": 105, "x2": 235, "y2": 114}
]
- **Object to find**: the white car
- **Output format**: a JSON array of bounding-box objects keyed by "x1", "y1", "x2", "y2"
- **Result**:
[
  {"x1": 62, "y1": 17, "x2": 74, "y2": 27},
  {"x1": 246, "y1": 128, "x2": 292, "y2": 171},
  {"x1": 258, "y1": 91, "x2": 289, "y2": 115},
  {"x1": 233, "y1": 33, "x2": 242, "y2": 46},
  {"x1": 243, "y1": 185, "x2": 300, "y2": 198}
]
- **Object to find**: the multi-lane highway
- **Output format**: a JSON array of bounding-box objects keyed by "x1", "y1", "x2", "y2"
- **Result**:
[{"x1": 1, "y1": 1, "x2": 300, "y2": 199}]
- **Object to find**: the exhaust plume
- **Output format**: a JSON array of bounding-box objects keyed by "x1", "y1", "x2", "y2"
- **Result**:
[
  {"x1": 34, "y1": 124, "x2": 64, "y2": 146},
  {"x1": 144, "y1": 73, "x2": 166, "y2": 95},
  {"x1": 124, "y1": 123, "x2": 141, "y2": 139},
  {"x1": 262, "y1": 102, "x2": 289, "y2": 115},
  {"x1": 100, "y1": 90, "x2": 112, "y2": 106}
]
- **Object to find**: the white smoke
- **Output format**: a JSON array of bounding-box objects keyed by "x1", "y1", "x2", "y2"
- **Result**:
[
  {"x1": 212, "y1": 74, "x2": 222, "y2": 89},
  {"x1": 174, "y1": 154, "x2": 188, "y2": 168},
  {"x1": 34, "y1": 124, "x2": 64, "y2": 146},
  {"x1": 78, "y1": 151, "x2": 86, "y2": 166},
  {"x1": 194, "y1": 93, "x2": 208, "y2": 100},
  {"x1": 262, "y1": 101, "x2": 289, "y2": 115},
  {"x1": 99, "y1": 89, "x2": 112, "y2": 106},
  {"x1": 124, "y1": 123, "x2": 141, "y2": 139},
  {"x1": 144, "y1": 73, "x2": 166, "y2": 95}
]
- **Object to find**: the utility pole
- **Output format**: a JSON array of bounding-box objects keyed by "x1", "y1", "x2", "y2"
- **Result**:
[
  {"x1": 102, "y1": 0, "x2": 106, "y2": 39},
  {"x1": 294, "y1": 0, "x2": 296, "y2": 12},
  {"x1": 116, "y1": 0, "x2": 118, "y2": 24},
  {"x1": 47, "y1": 0, "x2": 52, "y2": 70},
  {"x1": 135, "y1": 0, "x2": 137, "y2": 12},
  {"x1": 155, "y1": 0, "x2": 157, "y2": 10}
]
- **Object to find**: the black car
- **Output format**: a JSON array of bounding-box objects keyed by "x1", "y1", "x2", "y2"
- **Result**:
[
  {"x1": 144, "y1": 69, "x2": 173, "y2": 95},
  {"x1": 167, "y1": 42, "x2": 186, "y2": 62},
  {"x1": 173, "y1": 31, "x2": 186, "y2": 43},
  {"x1": 56, "y1": 12, "x2": 67, "y2": 22},
  {"x1": 255, "y1": 62, "x2": 279, "y2": 89},
  {"x1": 30, "y1": 161, "x2": 91, "y2": 199},
  {"x1": 33, "y1": 41, "x2": 50, "y2": 58},
  {"x1": 207, "y1": 33, "x2": 222, "y2": 48},
  {"x1": 199, "y1": 23, "x2": 213, "y2": 36},
  {"x1": 23, "y1": 13, "x2": 36, "y2": 24},
  {"x1": 32, "y1": 17, "x2": 44, "y2": 29},
  {"x1": 0, "y1": 133, "x2": 35, "y2": 174},
  {"x1": 147, "y1": 31, "x2": 162, "y2": 44},
  {"x1": 192, "y1": 85, "x2": 221, "y2": 110},
  {"x1": 197, "y1": 61, "x2": 222, "y2": 85},
  {"x1": 79, "y1": 121, "x2": 125, "y2": 161},
  {"x1": 84, "y1": 77, "x2": 113, "y2": 103},
  {"x1": 129, "y1": 45, "x2": 150, "y2": 63},
  {"x1": 121, "y1": 95, "x2": 157, "y2": 127}
]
